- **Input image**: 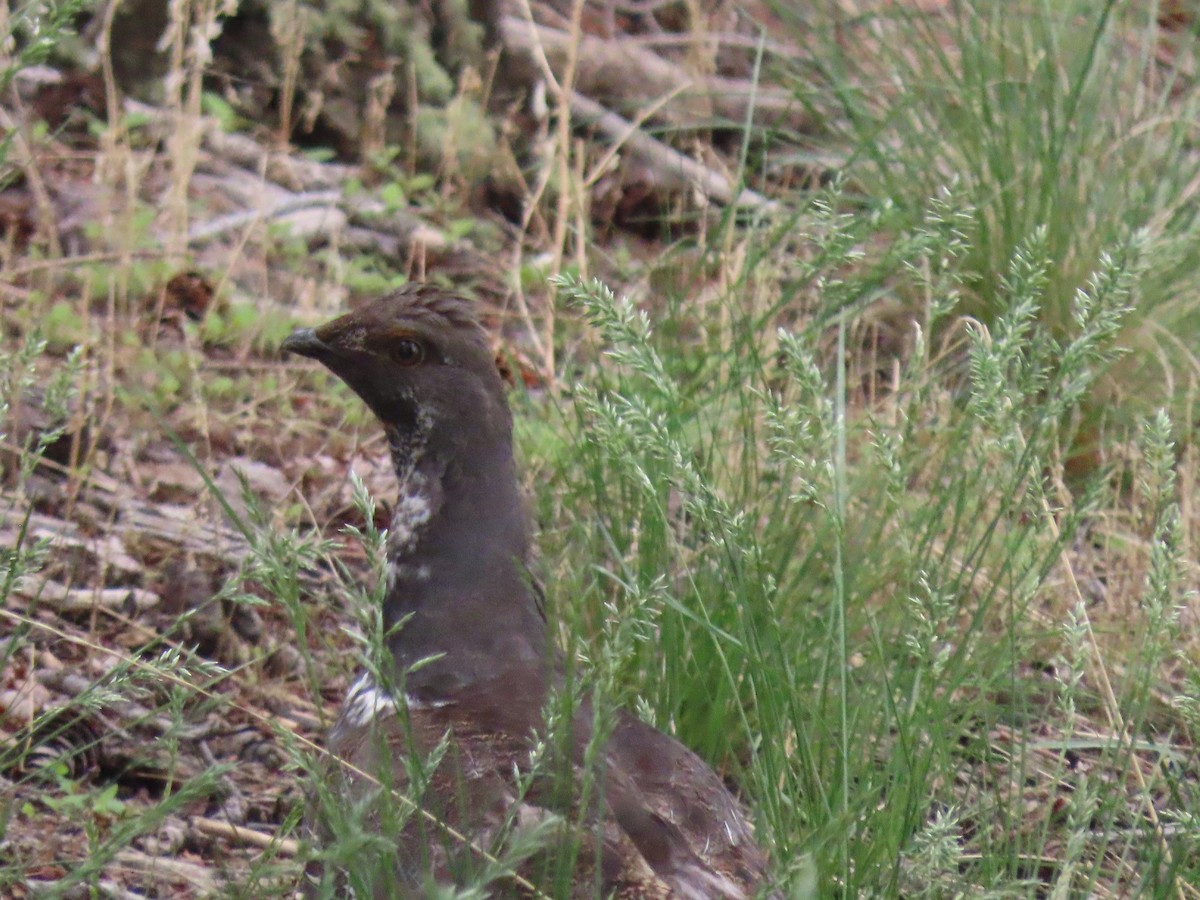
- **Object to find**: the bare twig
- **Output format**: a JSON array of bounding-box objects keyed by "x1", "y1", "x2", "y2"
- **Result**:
[
  {"x1": 187, "y1": 190, "x2": 343, "y2": 244},
  {"x1": 193, "y1": 815, "x2": 301, "y2": 857},
  {"x1": 568, "y1": 92, "x2": 777, "y2": 211}
]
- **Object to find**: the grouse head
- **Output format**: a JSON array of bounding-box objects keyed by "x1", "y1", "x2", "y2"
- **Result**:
[{"x1": 280, "y1": 286, "x2": 512, "y2": 477}]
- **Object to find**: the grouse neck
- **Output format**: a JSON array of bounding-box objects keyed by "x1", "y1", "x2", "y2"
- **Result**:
[{"x1": 380, "y1": 426, "x2": 547, "y2": 700}]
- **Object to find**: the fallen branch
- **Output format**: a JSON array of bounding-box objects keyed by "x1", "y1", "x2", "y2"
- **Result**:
[
  {"x1": 192, "y1": 815, "x2": 301, "y2": 857},
  {"x1": 498, "y1": 14, "x2": 806, "y2": 131},
  {"x1": 12, "y1": 578, "x2": 160, "y2": 614},
  {"x1": 114, "y1": 847, "x2": 217, "y2": 894},
  {"x1": 187, "y1": 189, "x2": 343, "y2": 245},
  {"x1": 568, "y1": 91, "x2": 777, "y2": 211}
]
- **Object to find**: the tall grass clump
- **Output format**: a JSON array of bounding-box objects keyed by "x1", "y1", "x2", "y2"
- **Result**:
[
  {"x1": 529, "y1": 179, "x2": 1196, "y2": 894},
  {"x1": 787, "y1": 1, "x2": 1200, "y2": 433}
]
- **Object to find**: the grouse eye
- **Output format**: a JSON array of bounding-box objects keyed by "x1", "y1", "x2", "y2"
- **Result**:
[{"x1": 390, "y1": 338, "x2": 425, "y2": 367}]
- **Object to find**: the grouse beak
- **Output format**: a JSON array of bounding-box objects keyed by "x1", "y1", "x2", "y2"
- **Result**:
[{"x1": 281, "y1": 327, "x2": 330, "y2": 360}]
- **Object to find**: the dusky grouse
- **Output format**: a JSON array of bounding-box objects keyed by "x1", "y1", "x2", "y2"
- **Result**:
[{"x1": 283, "y1": 285, "x2": 773, "y2": 898}]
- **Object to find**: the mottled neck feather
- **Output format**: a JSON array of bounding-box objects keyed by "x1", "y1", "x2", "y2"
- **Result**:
[{"x1": 382, "y1": 417, "x2": 547, "y2": 700}]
